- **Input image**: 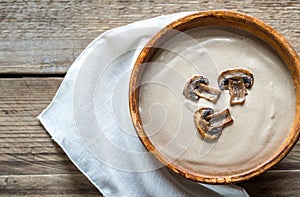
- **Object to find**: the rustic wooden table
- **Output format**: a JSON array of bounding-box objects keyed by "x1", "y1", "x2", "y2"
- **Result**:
[{"x1": 0, "y1": 0, "x2": 299, "y2": 196}]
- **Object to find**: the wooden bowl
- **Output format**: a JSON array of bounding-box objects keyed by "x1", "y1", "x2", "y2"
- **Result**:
[{"x1": 129, "y1": 10, "x2": 300, "y2": 184}]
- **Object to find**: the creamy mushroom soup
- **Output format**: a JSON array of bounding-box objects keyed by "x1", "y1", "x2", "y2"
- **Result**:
[{"x1": 138, "y1": 26, "x2": 295, "y2": 176}]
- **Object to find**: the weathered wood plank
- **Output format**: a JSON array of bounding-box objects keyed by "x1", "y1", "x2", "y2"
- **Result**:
[
  {"x1": 0, "y1": 78, "x2": 82, "y2": 176},
  {"x1": 239, "y1": 170, "x2": 300, "y2": 197},
  {"x1": 0, "y1": 174, "x2": 100, "y2": 196},
  {"x1": 0, "y1": 78, "x2": 83, "y2": 177},
  {"x1": 0, "y1": 77, "x2": 299, "y2": 197},
  {"x1": 0, "y1": 0, "x2": 299, "y2": 74},
  {"x1": 0, "y1": 171, "x2": 300, "y2": 196},
  {"x1": 0, "y1": 77, "x2": 299, "y2": 176}
]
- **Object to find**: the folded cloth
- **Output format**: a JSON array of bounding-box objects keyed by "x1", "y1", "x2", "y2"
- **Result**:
[{"x1": 38, "y1": 12, "x2": 249, "y2": 197}]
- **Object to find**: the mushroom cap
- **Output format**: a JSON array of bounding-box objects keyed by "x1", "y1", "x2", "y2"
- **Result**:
[
  {"x1": 183, "y1": 75, "x2": 221, "y2": 103},
  {"x1": 218, "y1": 68, "x2": 254, "y2": 90},
  {"x1": 183, "y1": 75, "x2": 209, "y2": 101},
  {"x1": 189, "y1": 75, "x2": 209, "y2": 86}
]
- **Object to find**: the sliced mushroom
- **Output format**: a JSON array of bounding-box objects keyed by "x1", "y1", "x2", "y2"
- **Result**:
[
  {"x1": 183, "y1": 75, "x2": 221, "y2": 103},
  {"x1": 194, "y1": 107, "x2": 233, "y2": 140},
  {"x1": 218, "y1": 69, "x2": 254, "y2": 105}
]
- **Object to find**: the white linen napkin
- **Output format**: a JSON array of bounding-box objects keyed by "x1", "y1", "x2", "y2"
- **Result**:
[{"x1": 38, "y1": 12, "x2": 249, "y2": 197}]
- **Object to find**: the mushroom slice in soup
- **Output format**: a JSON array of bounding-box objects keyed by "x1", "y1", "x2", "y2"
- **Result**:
[
  {"x1": 218, "y1": 69, "x2": 254, "y2": 105},
  {"x1": 183, "y1": 75, "x2": 221, "y2": 103},
  {"x1": 194, "y1": 107, "x2": 233, "y2": 140}
]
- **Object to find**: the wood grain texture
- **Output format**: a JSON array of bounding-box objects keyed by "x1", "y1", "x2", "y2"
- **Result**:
[
  {"x1": 0, "y1": 78, "x2": 299, "y2": 195},
  {"x1": 239, "y1": 171, "x2": 300, "y2": 197},
  {"x1": 0, "y1": 0, "x2": 300, "y2": 195},
  {"x1": 0, "y1": 78, "x2": 80, "y2": 176},
  {"x1": 0, "y1": 0, "x2": 299, "y2": 74},
  {"x1": 0, "y1": 174, "x2": 99, "y2": 195},
  {"x1": 0, "y1": 78, "x2": 101, "y2": 195}
]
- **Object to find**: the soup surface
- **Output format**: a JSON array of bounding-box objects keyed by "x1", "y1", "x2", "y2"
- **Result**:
[{"x1": 138, "y1": 26, "x2": 295, "y2": 176}]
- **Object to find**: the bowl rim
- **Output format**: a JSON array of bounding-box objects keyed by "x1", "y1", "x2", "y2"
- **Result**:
[{"x1": 129, "y1": 10, "x2": 300, "y2": 184}]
